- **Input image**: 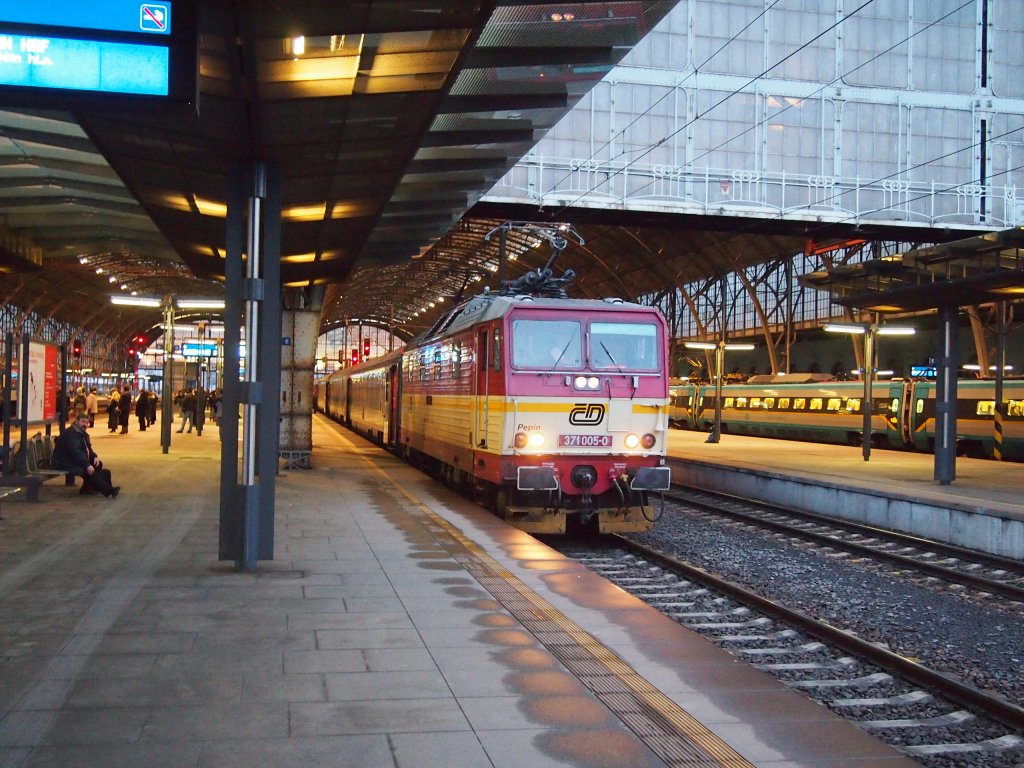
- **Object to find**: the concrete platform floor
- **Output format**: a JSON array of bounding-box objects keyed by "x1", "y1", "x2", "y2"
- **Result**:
[{"x1": 0, "y1": 416, "x2": 918, "y2": 767}]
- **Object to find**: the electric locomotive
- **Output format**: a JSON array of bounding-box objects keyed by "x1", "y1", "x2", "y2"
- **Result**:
[{"x1": 317, "y1": 270, "x2": 672, "y2": 534}]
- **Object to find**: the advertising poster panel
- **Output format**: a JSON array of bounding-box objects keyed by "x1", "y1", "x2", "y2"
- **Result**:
[{"x1": 20, "y1": 340, "x2": 58, "y2": 423}]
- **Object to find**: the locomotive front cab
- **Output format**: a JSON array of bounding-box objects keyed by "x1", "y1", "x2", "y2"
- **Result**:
[{"x1": 498, "y1": 302, "x2": 670, "y2": 533}]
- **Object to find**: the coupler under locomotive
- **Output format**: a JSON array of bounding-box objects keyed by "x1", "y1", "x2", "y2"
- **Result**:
[{"x1": 499, "y1": 461, "x2": 671, "y2": 534}]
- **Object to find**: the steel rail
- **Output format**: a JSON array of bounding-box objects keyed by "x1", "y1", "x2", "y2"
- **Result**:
[
  {"x1": 666, "y1": 487, "x2": 1024, "y2": 602},
  {"x1": 612, "y1": 534, "x2": 1024, "y2": 733}
]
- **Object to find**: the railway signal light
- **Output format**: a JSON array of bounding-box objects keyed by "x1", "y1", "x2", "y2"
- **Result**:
[
  {"x1": 351, "y1": 348, "x2": 359, "y2": 366},
  {"x1": 72, "y1": 338, "x2": 82, "y2": 358},
  {"x1": 362, "y1": 338, "x2": 371, "y2": 358}
]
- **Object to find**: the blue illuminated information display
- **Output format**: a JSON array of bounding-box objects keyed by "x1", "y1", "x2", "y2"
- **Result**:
[
  {"x1": 0, "y1": 33, "x2": 169, "y2": 96},
  {"x1": 182, "y1": 341, "x2": 217, "y2": 358},
  {"x1": 0, "y1": 1, "x2": 171, "y2": 35}
]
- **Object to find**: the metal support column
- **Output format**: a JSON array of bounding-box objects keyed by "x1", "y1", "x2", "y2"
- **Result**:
[
  {"x1": 160, "y1": 301, "x2": 174, "y2": 454},
  {"x1": 709, "y1": 341, "x2": 724, "y2": 444},
  {"x1": 58, "y1": 343, "x2": 68, "y2": 433},
  {"x1": 219, "y1": 167, "x2": 246, "y2": 564},
  {"x1": 257, "y1": 164, "x2": 282, "y2": 560},
  {"x1": 934, "y1": 304, "x2": 959, "y2": 485},
  {"x1": 17, "y1": 335, "x2": 29, "y2": 474},
  {"x1": 862, "y1": 327, "x2": 875, "y2": 462}
]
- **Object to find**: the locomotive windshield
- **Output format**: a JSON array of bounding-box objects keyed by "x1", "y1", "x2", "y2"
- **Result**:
[
  {"x1": 511, "y1": 318, "x2": 660, "y2": 372},
  {"x1": 590, "y1": 322, "x2": 659, "y2": 371},
  {"x1": 512, "y1": 319, "x2": 582, "y2": 369}
]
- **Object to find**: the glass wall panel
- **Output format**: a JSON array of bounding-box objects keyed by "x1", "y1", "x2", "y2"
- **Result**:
[
  {"x1": 768, "y1": 0, "x2": 836, "y2": 82},
  {"x1": 844, "y1": 0, "x2": 909, "y2": 88},
  {"x1": 765, "y1": 95, "x2": 832, "y2": 177},
  {"x1": 695, "y1": 0, "x2": 764, "y2": 76},
  {"x1": 841, "y1": 101, "x2": 900, "y2": 182},
  {"x1": 693, "y1": 90, "x2": 758, "y2": 170},
  {"x1": 909, "y1": 107, "x2": 973, "y2": 186},
  {"x1": 991, "y1": 0, "x2": 1024, "y2": 98},
  {"x1": 990, "y1": 114, "x2": 1024, "y2": 191},
  {"x1": 912, "y1": 0, "x2": 975, "y2": 94}
]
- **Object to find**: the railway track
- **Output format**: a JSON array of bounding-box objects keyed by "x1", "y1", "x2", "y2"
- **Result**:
[
  {"x1": 557, "y1": 537, "x2": 1024, "y2": 767},
  {"x1": 666, "y1": 486, "x2": 1024, "y2": 605}
]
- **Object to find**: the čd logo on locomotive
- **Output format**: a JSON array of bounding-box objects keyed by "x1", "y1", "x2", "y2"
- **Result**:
[{"x1": 569, "y1": 403, "x2": 606, "y2": 426}]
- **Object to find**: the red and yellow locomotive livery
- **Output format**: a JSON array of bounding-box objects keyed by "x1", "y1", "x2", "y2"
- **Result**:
[{"x1": 316, "y1": 286, "x2": 671, "y2": 534}]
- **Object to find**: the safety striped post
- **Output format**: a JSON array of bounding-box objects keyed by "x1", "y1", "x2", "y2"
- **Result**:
[{"x1": 993, "y1": 405, "x2": 1003, "y2": 461}]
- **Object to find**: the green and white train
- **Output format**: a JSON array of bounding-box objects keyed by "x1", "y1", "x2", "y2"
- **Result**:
[{"x1": 669, "y1": 377, "x2": 1024, "y2": 461}]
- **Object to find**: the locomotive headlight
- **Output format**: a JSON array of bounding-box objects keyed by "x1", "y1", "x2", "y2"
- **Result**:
[
  {"x1": 573, "y1": 376, "x2": 601, "y2": 390},
  {"x1": 528, "y1": 432, "x2": 545, "y2": 448},
  {"x1": 624, "y1": 433, "x2": 641, "y2": 449},
  {"x1": 514, "y1": 432, "x2": 528, "y2": 449},
  {"x1": 641, "y1": 433, "x2": 656, "y2": 449}
]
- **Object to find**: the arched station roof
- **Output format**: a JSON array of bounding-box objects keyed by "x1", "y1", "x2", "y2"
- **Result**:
[{"x1": 0, "y1": 1, "x2": 678, "y2": 345}]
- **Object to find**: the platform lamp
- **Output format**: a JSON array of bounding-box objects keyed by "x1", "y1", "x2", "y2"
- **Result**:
[
  {"x1": 683, "y1": 340, "x2": 756, "y2": 444},
  {"x1": 824, "y1": 323, "x2": 915, "y2": 462}
]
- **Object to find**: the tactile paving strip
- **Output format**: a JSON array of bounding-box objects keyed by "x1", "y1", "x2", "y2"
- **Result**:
[{"x1": 432, "y1": 522, "x2": 756, "y2": 767}]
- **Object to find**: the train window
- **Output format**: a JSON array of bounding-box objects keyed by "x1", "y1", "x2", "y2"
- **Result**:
[
  {"x1": 724, "y1": 397, "x2": 734, "y2": 408},
  {"x1": 916, "y1": 398, "x2": 924, "y2": 414},
  {"x1": 686, "y1": 395, "x2": 693, "y2": 407},
  {"x1": 453, "y1": 346, "x2": 462, "y2": 379},
  {"x1": 699, "y1": 396, "x2": 705, "y2": 406},
  {"x1": 492, "y1": 329, "x2": 502, "y2": 371},
  {"x1": 735, "y1": 397, "x2": 748, "y2": 408},
  {"x1": 763, "y1": 397, "x2": 775, "y2": 409},
  {"x1": 778, "y1": 397, "x2": 790, "y2": 410},
  {"x1": 809, "y1": 398, "x2": 823, "y2": 411},
  {"x1": 1007, "y1": 400, "x2": 1024, "y2": 417},
  {"x1": 793, "y1": 397, "x2": 806, "y2": 410},
  {"x1": 750, "y1": 397, "x2": 762, "y2": 409},
  {"x1": 890, "y1": 397, "x2": 899, "y2": 413},
  {"x1": 589, "y1": 322, "x2": 659, "y2": 370},
  {"x1": 511, "y1": 319, "x2": 580, "y2": 369},
  {"x1": 847, "y1": 398, "x2": 861, "y2": 412},
  {"x1": 976, "y1": 400, "x2": 995, "y2": 417},
  {"x1": 826, "y1": 398, "x2": 841, "y2": 411}
]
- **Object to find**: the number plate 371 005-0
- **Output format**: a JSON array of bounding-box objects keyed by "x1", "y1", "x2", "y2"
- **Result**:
[{"x1": 558, "y1": 434, "x2": 613, "y2": 447}]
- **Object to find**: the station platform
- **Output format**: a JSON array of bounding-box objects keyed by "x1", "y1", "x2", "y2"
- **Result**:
[
  {"x1": 666, "y1": 430, "x2": 1024, "y2": 559},
  {"x1": 0, "y1": 415, "x2": 917, "y2": 768}
]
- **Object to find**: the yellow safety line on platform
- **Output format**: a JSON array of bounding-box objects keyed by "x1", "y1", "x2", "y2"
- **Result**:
[{"x1": 320, "y1": 417, "x2": 755, "y2": 768}]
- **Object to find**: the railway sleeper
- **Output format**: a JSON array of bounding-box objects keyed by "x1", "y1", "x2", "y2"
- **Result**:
[
  {"x1": 786, "y1": 672, "x2": 894, "y2": 690},
  {"x1": 903, "y1": 734, "x2": 1024, "y2": 757},
  {"x1": 858, "y1": 709, "x2": 975, "y2": 730},
  {"x1": 830, "y1": 690, "x2": 933, "y2": 708}
]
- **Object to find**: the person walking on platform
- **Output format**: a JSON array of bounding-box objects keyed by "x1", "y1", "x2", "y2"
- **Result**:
[
  {"x1": 85, "y1": 387, "x2": 98, "y2": 428},
  {"x1": 118, "y1": 386, "x2": 132, "y2": 434},
  {"x1": 53, "y1": 412, "x2": 120, "y2": 497},
  {"x1": 136, "y1": 390, "x2": 150, "y2": 431},
  {"x1": 107, "y1": 388, "x2": 120, "y2": 433},
  {"x1": 177, "y1": 389, "x2": 196, "y2": 433},
  {"x1": 148, "y1": 391, "x2": 158, "y2": 426}
]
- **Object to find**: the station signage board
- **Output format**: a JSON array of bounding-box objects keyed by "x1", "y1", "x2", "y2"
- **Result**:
[
  {"x1": 0, "y1": 0, "x2": 197, "y2": 105},
  {"x1": 181, "y1": 340, "x2": 217, "y2": 358}
]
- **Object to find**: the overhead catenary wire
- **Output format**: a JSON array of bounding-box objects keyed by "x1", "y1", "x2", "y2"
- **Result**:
[{"x1": 544, "y1": 0, "x2": 880, "y2": 221}]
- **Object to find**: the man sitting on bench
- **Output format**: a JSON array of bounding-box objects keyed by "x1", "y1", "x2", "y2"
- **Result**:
[{"x1": 53, "y1": 413, "x2": 120, "y2": 497}]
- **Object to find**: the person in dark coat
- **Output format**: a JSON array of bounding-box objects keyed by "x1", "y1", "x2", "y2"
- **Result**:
[
  {"x1": 53, "y1": 412, "x2": 119, "y2": 497},
  {"x1": 148, "y1": 391, "x2": 158, "y2": 425},
  {"x1": 177, "y1": 389, "x2": 196, "y2": 433},
  {"x1": 107, "y1": 388, "x2": 120, "y2": 433},
  {"x1": 118, "y1": 386, "x2": 132, "y2": 434},
  {"x1": 136, "y1": 390, "x2": 150, "y2": 431}
]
